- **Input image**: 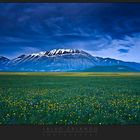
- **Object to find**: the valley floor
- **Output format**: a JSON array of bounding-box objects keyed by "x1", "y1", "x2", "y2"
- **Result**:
[{"x1": 0, "y1": 72, "x2": 140, "y2": 124}]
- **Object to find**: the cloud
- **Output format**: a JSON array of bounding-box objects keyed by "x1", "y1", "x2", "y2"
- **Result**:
[
  {"x1": 118, "y1": 49, "x2": 129, "y2": 53},
  {"x1": 85, "y1": 34, "x2": 140, "y2": 63},
  {"x1": 0, "y1": 3, "x2": 140, "y2": 62}
]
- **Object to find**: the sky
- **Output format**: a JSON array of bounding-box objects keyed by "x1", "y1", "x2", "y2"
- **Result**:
[{"x1": 0, "y1": 3, "x2": 140, "y2": 62}]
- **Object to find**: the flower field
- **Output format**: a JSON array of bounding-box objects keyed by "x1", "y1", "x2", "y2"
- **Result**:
[{"x1": 0, "y1": 72, "x2": 140, "y2": 124}]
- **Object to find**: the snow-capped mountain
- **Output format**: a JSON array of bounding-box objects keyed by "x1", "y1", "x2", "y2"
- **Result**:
[
  {"x1": 4, "y1": 49, "x2": 96, "y2": 71},
  {"x1": 0, "y1": 49, "x2": 140, "y2": 72}
]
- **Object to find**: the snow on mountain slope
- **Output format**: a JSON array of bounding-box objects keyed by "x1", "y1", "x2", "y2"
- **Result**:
[
  {"x1": 28, "y1": 49, "x2": 90, "y2": 57},
  {"x1": 9, "y1": 49, "x2": 93, "y2": 64}
]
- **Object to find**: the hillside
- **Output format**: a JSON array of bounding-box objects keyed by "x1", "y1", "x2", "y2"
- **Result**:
[{"x1": 83, "y1": 65, "x2": 139, "y2": 72}]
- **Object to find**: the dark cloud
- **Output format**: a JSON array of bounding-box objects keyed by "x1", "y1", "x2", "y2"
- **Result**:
[
  {"x1": 0, "y1": 3, "x2": 140, "y2": 59},
  {"x1": 118, "y1": 49, "x2": 129, "y2": 53}
]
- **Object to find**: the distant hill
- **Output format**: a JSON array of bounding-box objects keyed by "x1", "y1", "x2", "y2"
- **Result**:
[{"x1": 82, "y1": 65, "x2": 139, "y2": 72}]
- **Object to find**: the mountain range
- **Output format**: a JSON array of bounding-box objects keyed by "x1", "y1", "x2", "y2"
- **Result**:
[{"x1": 0, "y1": 49, "x2": 140, "y2": 72}]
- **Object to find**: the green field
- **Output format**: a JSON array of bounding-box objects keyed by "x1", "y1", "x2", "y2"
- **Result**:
[{"x1": 0, "y1": 72, "x2": 140, "y2": 125}]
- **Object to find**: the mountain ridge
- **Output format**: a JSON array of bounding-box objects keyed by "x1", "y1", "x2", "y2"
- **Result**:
[{"x1": 0, "y1": 49, "x2": 140, "y2": 72}]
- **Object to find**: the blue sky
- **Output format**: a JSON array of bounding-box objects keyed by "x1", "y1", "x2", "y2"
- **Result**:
[{"x1": 0, "y1": 3, "x2": 140, "y2": 62}]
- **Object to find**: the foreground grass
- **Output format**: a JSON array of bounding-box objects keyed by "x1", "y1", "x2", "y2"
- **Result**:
[{"x1": 0, "y1": 72, "x2": 140, "y2": 125}]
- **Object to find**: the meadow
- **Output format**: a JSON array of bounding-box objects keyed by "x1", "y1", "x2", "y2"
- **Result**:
[{"x1": 0, "y1": 72, "x2": 140, "y2": 125}]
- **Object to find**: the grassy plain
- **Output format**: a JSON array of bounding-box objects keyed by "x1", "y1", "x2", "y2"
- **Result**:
[{"x1": 0, "y1": 72, "x2": 140, "y2": 124}]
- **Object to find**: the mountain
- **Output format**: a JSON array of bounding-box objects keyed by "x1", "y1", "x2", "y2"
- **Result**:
[
  {"x1": 0, "y1": 56, "x2": 9, "y2": 63},
  {"x1": 0, "y1": 49, "x2": 140, "y2": 72},
  {"x1": 4, "y1": 49, "x2": 96, "y2": 71},
  {"x1": 93, "y1": 57, "x2": 140, "y2": 70},
  {"x1": 83, "y1": 65, "x2": 139, "y2": 72},
  {"x1": 0, "y1": 56, "x2": 10, "y2": 70}
]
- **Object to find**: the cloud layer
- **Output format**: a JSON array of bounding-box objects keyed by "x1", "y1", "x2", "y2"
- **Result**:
[{"x1": 0, "y1": 3, "x2": 140, "y2": 62}]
